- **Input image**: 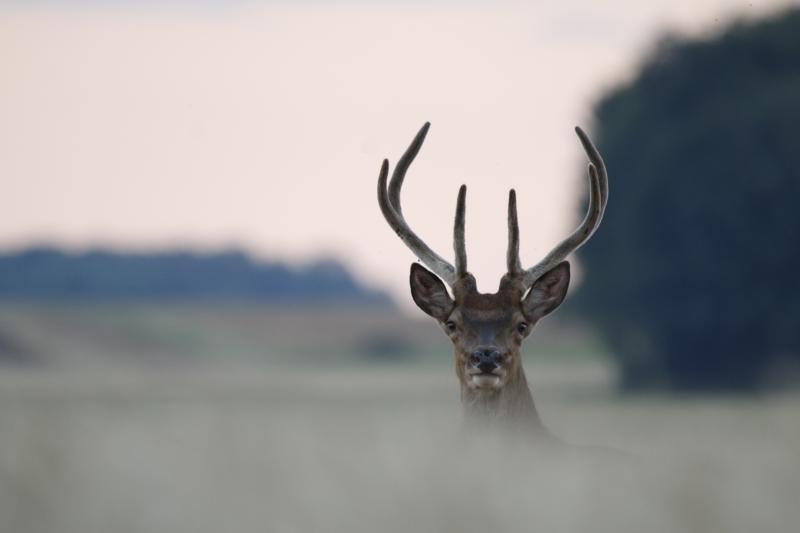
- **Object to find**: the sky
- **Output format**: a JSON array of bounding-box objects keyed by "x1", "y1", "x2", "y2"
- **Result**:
[{"x1": 0, "y1": 0, "x2": 795, "y2": 303}]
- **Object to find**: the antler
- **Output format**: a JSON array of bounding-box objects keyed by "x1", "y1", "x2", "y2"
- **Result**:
[
  {"x1": 380, "y1": 123, "x2": 606, "y2": 289},
  {"x1": 507, "y1": 126, "x2": 609, "y2": 288},
  {"x1": 377, "y1": 122, "x2": 468, "y2": 285}
]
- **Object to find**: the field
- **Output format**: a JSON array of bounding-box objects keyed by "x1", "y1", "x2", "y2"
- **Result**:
[{"x1": 0, "y1": 306, "x2": 798, "y2": 532}]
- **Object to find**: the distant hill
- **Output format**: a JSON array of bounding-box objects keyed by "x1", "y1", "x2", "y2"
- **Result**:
[{"x1": 0, "y1": 247, "x2": 393, "y2": 306}]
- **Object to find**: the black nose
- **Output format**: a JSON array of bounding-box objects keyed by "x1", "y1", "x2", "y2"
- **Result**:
[
  {"x1": 470, "y1": 347, "x2": 502, "y2": 373},
  {"x1": 477, "y1": 360, "x2": 497, "y2": 373}
]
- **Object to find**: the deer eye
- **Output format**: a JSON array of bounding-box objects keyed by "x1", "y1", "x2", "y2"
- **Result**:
[
  {"x1": 445, "y1": 320, "x2": 457, "y2": 332},
  {"x1": 516, "y1": 322, "x2": 528, "y2": 334}
]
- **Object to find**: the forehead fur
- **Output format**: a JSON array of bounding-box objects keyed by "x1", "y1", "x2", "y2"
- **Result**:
[
  {"x1": 452, "y1": 273, "x2": 526, "y2": 321},
  {"x1": 460, "y1": 292, "x2": 516, "y2": 321}
]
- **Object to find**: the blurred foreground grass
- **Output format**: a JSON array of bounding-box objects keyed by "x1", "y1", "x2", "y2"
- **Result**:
[
  {"x1": 0, "y1": 305, "x2": 797, "y2": 532},
  {"x1": 0, "y1": 365, "x2": 798, "y2": 533}
]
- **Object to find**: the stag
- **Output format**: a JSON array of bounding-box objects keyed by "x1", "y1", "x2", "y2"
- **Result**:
[{"x1": 377, "y1": 123, "x2": 608, "y2": 438}]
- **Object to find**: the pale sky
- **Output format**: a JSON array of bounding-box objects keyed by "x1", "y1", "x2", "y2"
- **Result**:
[{"x1": 0, "y1": 0, "x2": 794, "y2": 303}]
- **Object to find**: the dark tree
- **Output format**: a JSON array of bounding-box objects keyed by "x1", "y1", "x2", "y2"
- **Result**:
[{"x1": 569, "y1": 9, "x2": 800, "y2": 390}]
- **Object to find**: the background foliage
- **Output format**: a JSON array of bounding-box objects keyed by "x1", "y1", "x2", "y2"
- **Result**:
[
  {"x1": 570, "y1": 8, "x2": 800, "y2": 390},
  {"x1": 0, "y1": 248, "x2": 389, "y2": 305}
]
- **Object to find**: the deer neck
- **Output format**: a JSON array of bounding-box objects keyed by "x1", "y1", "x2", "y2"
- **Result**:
[{"x1": 460, "y1": 366, "x2": 544, "y2": 430}]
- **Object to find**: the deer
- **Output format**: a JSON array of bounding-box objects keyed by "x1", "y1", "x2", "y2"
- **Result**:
[{"x1": 377, "y1": 122, "x2": 608, "y2": 441}]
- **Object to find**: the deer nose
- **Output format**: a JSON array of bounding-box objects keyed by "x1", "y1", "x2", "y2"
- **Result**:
[{"x1": 470, "y1": 348, "x2": 502, "y2": 373}]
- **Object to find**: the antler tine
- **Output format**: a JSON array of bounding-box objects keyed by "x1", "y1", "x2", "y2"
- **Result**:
[
  {"x1": 377, "y1": 124, "x2": 458, "y2": 285},
  {"x1": 507, "y1": 189, "x2": 522, "y2": 275},
  {"x1": 388, "y1": 122, "x2": 431, "y2": 216},
  {"x1": 454, "y1": 185, "x2": 468, "y2": 278},
  {"x1": 521, "y1": 127, "x2": 608, "y2": 288},
  {"x1": 574, "y1": 126, "x2": 609, "y2": 210}
]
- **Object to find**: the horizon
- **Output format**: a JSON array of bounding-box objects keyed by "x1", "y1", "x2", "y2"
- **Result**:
[{"x1": 0, "y1": 245, "x2": 396, "y2": 306}]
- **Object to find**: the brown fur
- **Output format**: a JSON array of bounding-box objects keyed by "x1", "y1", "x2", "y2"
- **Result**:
[{"x1": 410, "y1": 262, "x2": 571, "y2": 439}]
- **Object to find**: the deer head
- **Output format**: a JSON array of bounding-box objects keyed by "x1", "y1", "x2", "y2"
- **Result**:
[{"x1": 377, "y1": 123, "x2": 608, "y2": 430}]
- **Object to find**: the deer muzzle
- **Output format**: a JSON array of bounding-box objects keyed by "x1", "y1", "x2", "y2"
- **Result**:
[{"x1": 466, "y1": 347, "x2": 507, "y2": 389}]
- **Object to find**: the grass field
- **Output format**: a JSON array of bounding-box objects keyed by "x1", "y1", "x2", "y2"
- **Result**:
[
  {"x1": 0, "y1": 305, "x2": 797, "y2": 532},
  {"x1": 0, "y1": 364, "x2": 797, "y2": 533},
  {"x1": 0, "y1": 304, "x2": 602, "y2": 367}
]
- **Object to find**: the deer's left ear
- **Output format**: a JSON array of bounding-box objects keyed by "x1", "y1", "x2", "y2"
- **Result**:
[{"x1": 522, "y1": 261, "x2": 570, "y2": 320}]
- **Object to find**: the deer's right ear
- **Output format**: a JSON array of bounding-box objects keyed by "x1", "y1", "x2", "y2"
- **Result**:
[{"x1": 409, "y1": 263, "x2": 454, "y2": 320}]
